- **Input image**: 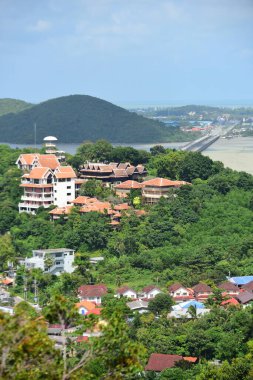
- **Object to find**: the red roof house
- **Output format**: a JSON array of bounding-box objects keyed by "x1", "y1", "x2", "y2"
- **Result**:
[
  {"x1": 145, "y1": 353, "x2": 198, "y2": 372},
  {"x1": 193, "y1": 283, "x2": 213, "y2": 301},
  {"x1": 78, "y1": 284, "x2": 108, "y2": 305},
  {"x1": 168, "y1": 283, "x2": 194, "y2": 303}
]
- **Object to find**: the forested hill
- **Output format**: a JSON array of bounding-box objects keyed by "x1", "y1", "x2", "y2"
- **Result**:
[
  {"x1": 0, "y1": 98, "x2": 33, "y2": 116},
  {"x1": 0, "y1": 95, "x2": 189, "y2": 144}
]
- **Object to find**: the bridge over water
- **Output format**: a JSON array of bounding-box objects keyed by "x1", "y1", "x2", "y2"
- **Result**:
[{"x1": 181, "y1": 134, "x2": 220, "y2": 152}]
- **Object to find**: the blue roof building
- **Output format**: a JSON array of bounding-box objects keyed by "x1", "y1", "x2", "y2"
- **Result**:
[{"x1": 228, "y1": 276, "x2": 253, "y2": 286}]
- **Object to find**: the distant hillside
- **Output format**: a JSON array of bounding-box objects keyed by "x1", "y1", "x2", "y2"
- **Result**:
[
  {"x1": 0, "y1": 98, "x2": 33, "y2": 116},
  {"x1": 0, "y1": 95, "x2": 190, "y2": 144}
]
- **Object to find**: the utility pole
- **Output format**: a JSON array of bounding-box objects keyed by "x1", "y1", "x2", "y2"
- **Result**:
[
  {"x1": 34, "y1": 278, "x2": 38, "y2": 305},
  {"x1": 34, "y1": 123, "x2": 37, "y2": 151},
  {"x1": 23, "y1": 276, "x2": 27, "y2": 301}
]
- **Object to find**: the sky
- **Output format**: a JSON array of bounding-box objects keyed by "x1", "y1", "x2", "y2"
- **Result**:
[{"x1": 1, "y1": 0, "x2": 253, "y2": 106}]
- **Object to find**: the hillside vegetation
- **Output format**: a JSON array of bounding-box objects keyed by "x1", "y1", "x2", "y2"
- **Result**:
[
  {"x1": 0, "y1": 98, "x2": 33, "y2": 116},
  {"x1": 0, "y1": 95, "x2": 192, "y2": 144}
]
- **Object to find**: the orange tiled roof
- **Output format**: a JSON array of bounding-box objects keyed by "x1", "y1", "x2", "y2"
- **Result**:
[
  {"x1": 115, "y1": 180, "x2": 143, "y2": 190},
  {"x1": 114, "y1": 203, "x2": 131, "y2": 211},
  {"x1": 49, "y1": 206, "x2": 73, "y2": 215},
  {"x1": 37, "y1": 154, "x2": 60, "y2": 170},
  {"x1": 75, "y1": 300, "x2": 96, "y2": 311},
  {"x1": 1, "y1": 278, "x2": 13, "y2": 285},
  {"x1": 24, "y1": 167, "x2": 52, "y2": 179},
  {"x1": 72, "y1": 196, "x2": 98, "y2": 205},
  {"x1": 79, "y1": 201, "x2": 112, "y2": 214},
  {"x1": 18, "y1": 153, "x2": 37, "y2": 165},
  {"x1": 54, "y1": 166, "x2": 76, "y2": 179},
  {"x1": 142, "y1": 178, "x2": 190, "y2": 188}
]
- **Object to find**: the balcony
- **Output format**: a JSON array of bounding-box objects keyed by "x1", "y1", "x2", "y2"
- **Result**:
[{"x1": 21, "y1": 194, "x2": 54, "y2": 202}]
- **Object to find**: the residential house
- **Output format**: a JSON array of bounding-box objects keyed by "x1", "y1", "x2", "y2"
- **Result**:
[
  {"x1": 75, "y1": 300, "x2": 97, "y2": 315},
  {"x1": 145, "y1": 353, "x2": 198, "y2": 372},
  {"x1": 114, "y1": 180, "x2": 143, "y2": 198},
  {"x1": 16, "y1": 153, "x2": 60, "y2": 171},
  {"x1": 116, "y1": 286, "x2": 137, "y2": 299},
  {"x1": 168, "y1": 283, "x2": 194, "y2": 303},
  {"x1": 141, "y1": 285, "x2": 162, "y2": 300},
  {"x1": 49, "y1": 205, "x2": 73, "y2": 220},
  {"x1": 78, "y1": 284, "x2": 108, "y2": 305},
  {"x1": 141, "y1": 178, "x2": 190, "y2": 204},
  {"x1": 24, "y1": 248, "x2": 75, "y2": 275},
  {"x1": 228, "y1": 276, "x2": 253, "y2": 287},
  {"x1": 242, "y1": 280, "x2": 253, "y2": 293},
  {"x1": 218, "y1": 281, "x2": 240, "y2": 298},
  {"x1": 236, "y1": 291, "x2": 253, "y2": 306},
  {"x1": 193, "y1": 283, "x2": 213, "y2": 301},
  {"x1": 127, "y1": 299, "x2": 149, "y2": 314}
]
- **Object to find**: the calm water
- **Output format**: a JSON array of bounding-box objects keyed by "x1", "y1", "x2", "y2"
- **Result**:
[
  {"x1": 203, "y1": 136, "x2": 253, "y2": 174},
  {"x1": 2, "y1": 137, "x2": 253, "y2": 174}
]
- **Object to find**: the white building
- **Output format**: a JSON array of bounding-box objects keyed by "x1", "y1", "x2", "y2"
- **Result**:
[
  {"x1": 24, "y1": 248, "x2": 75, "y2": 275},
  {"x1": 19, "y1": 167, "x2": 55, "y2": 214},
  {"x1": 141, "y1": 285, "x2": 162, "y2": 299},
  {"x1": 116, "y1": 286, "x2": 137, "y2": 299},
  {"x1": 53, "y1": 166, "x2": 77, "y2": 207},
  {"x1": 18, "y1": 165, "x2": 77, "y2": 214}
]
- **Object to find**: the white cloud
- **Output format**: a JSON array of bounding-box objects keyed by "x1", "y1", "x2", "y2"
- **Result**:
[{"x1": 28, "y1": 20, "x2": 52, "y2": 32}]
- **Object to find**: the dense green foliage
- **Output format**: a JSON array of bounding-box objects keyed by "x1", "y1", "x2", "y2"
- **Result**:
[
  {"x1": 0, "y1": 98, "x2": 33, "y2": 117},
  {"x1": 2, "y1": 143, "x2": 253, "y2": 377},
  {"x1": 0, "y1": 95, "x2": 191, "y2": 144}
]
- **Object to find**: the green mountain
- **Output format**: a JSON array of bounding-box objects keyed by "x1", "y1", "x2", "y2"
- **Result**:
[
  {"x1": 0, "y1": 95, "x2": 189, "y2": 144},
  {"x1": 0, "y1": 98, "x2": 33, "y2": 117}
]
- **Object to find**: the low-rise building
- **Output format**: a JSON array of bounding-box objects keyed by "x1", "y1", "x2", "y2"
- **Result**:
[
  {"x1": 141, "y1": 285, "x2": 162, "y2": 300},
  {"x1": 168, "y1": 283, "x2": 194, "y2": 303},
  {"x1": 79, "y1": 162, "x2": 147, "y2": 184},
  {"x1": 75, "y1": 300, "x2": 97, "y2": 315},
  {"x1": 126, "y1": 299, "x2": 149, "y2": 314},
  {"x1": 193, "y1": 283, "x2": 213, "y2": 301},
  {"x1": 116, "y1": 286, "x2": 137, "y2": 299},
  {"x1": 141, "y1": 178, "x2": 190, "y2": 204},
  {"x1": 145, "y1": 353, "x2": 198, "y2": 372},
  {"x1": 218, "y1": 281, "x2": 240, "y2": 298},
  {"x1": 114, "y1": 180, "x2": 143, "y2": 198},
  {"x1": 24, "y1": 248, "x2": 75, "y2": 275},
  {"x1": 78, "y1": 284, "x2": 108, "y2": 305}
]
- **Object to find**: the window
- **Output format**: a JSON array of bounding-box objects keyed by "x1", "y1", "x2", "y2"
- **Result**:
[
  {"x1": 67, "y1": 186, "x2": 71, "y2": 189},
  {"x1": 56, "y1": 261, "x2": 61, "y2": 265},
  {"x1": 67, "y1": 178, "x2": 71, "y2": 182},
  {"x1": 55, "y1": 198, "x2": 57, "y2": 201},
  {"x1": 54, "y1": 190, "x2": 57, "y2": 193},
  {"x1": 67, "y1": 193, "x2": 71, "y2": 196}
]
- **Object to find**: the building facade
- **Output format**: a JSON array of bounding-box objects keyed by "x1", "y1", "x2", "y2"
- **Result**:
[{"x1": 24, "y1": 248, "x2": 75, "y2": 275}]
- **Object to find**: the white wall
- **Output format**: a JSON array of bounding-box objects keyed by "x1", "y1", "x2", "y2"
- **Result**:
[{"x1": 53, "y1": 178, "x2": 75, "y2": 207}]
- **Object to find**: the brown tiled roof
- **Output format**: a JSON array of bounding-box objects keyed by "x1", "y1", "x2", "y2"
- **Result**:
[
  {"x1": 117, "y1": 286, "x2": 136, "y2": 295},
  {"x1": 115, "y1": 180, "x2": 143, "y2": 190},
  {"x1": 111, "y1": 169, "x2": 128, "y2": 177},
  {"x1": 236, "y1": 291, "x2": 253, "y2": 304},
  {"x1": 218, "y1": 281, "x2": 239, "y2": 292},
  {"x1": 168, "y1": 283, "x2": 183, "y2": 292},
  {"x1": 242, "y1": 280, "x2": 253, "y2": 292},
  {"x1": 78, "y1": 284, "x2": 107, "y2": 298},
  {"x1": 142, "y1": 285, "x2": 161, "y2": 293},
  {"x1": 193, "y1": 283, "x2": 213, "y2": 293},
  {"x1": 142, "y1": 178, "x2": 190, "y2": 188},
  {"x1": 145, "y1": 353, "x2": 183, "y2": 371}
]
